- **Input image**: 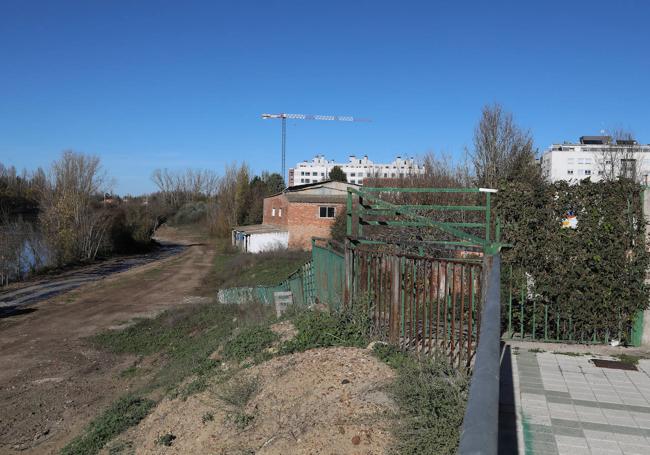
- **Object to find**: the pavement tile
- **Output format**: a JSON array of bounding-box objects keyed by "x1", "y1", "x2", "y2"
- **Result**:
[{"x1": 617, "y1": 442, "x2": 650, "y2": 454}]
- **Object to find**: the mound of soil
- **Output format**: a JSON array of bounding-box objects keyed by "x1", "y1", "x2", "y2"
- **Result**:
[{"x1": 123, "y1": 346, "x2": 396, "y2": 454}]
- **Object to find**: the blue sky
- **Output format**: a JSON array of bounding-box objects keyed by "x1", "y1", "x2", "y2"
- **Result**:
[{"x1": 1, "y1": 0, "x2": 649, "y2": 194}]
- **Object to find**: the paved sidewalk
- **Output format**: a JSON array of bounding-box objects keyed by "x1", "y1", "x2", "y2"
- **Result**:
[{"x1": 513, "y1": 349, "x2": 650, "y2": 455}]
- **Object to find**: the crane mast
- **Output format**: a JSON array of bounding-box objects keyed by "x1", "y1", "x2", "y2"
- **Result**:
[{"x1": 261, "y1": 113, "x2": 370, "y2": 183}]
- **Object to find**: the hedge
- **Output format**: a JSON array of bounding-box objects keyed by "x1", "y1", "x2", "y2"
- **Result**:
[{"x1": 496, "y1": 179, "x2": 650, "y2": 343}]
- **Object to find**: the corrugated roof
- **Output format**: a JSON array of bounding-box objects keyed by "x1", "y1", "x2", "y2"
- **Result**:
[
  {"x1": 232, "y1": 224, "x2": 288, "y2": 234},
  {"x1": 285, "y1": 194, "x2": 347, "y2": 204}
]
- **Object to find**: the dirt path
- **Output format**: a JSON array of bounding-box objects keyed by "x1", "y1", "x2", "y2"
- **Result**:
[{"x1": 0, "y1": 226, "x2": 216, "y2": 454}]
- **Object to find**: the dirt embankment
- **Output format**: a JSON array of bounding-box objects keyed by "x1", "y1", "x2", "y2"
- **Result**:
[
  {"x1": 118, "y1": 346, "x2": 396, "y2": 455},
  {"x1": 0, "y1": 226, "x2": 216, "y2": 454}
]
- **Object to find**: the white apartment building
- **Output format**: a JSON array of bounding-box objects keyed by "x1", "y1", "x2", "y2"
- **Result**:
[
  {"x1": 288, "y1": 155, "x2": 425, "y2": 186},
  {"x1": 540, "y1": 136, "x2": 650, "y2": 184}
]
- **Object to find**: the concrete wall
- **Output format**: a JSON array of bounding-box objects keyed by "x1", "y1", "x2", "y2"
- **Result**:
[
  {"x1": 642, "y1": 188, "x2": 650, "y2": 346},
  {"x1": 246, "y1": 231, "x2": 289, "y2": 253}
]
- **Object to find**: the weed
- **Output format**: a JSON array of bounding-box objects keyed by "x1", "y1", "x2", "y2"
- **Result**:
[
  {"x1": 373, "y1": 345, "x2": 469, "y2": 455},
  {"x1": 119, "y1": 365, "x2": 138, "y2": 378},
  {"x1": 553, "y1": 351, "x2": 589, "y2": 357},
  {"x1": 223, "y1": 326, "x2": 279, "y2": 362},
  {"x1": 60, "y1": 395, "x2": 155, "y2": 455},
  {"x1": 528, "y1": 348, "x2": 546, "y2": 353},
  {"x1": 226, "y1": 412, "x2": 255, "y2": 430},
  {"x1": 216, "y1": 376, "x2": 260, "y2": 409},
  {"x1": 615, "y1": 353, "x2": 643, "y2": 366},
  {"x1": 156, "y1": 433, "x2": 177, "y2": 447},
  {"x1": 281, "y1": 304, "x2": 373, "y2": 354},
  {"x1": 373, "y1": 343, "x2": 419, "y2": 371},
  {"x1": 202, "y1": 412, "x2": 214, "y2": 424},
  {"x1": 107, "y1": 440, "x2": 134, "y2": 455}
]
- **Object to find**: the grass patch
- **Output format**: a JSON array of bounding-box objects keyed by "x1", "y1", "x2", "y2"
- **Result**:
[
  {"x1": 373, "y1": 344, "x2": 469, "y2": 455},
  {"x1": 203, "y1": 244, "x2": 310, "y2": 292},
  {"x1": 553, "y1": 351, "x2": 589, "y2": 357},
  {"x1": 217, "y1": 376, "x2": 260, "y2": 430},
  {"x1": 107, "y1": 440, "x2": 134, "y2": 455},
  {"x1": 155, "y1": 433, "x2": 176, "y2": 447},
  {"x1": 223, "y1": 326, "x2": 279, "y2": 362},
  {"x1": 281, "y1": 304, "x2": 373, "y2": 354},
  {"x1": 93, "y1": 302, "x2": 273, "y2": 393},
  {"x1": 202, "y1": 412, "x2": 214, "y2": 424},
  {"x1": 216, "y1": 375, "x2": 260, "y2": 408},
  {"x1": 614, "y1": 353, "x2": 644, "y2": 366},
  {"x1": 61, "y1": 395, "x2": 155, "y2": 455}
]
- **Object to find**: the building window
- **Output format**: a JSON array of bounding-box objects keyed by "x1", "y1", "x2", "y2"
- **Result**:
[
  {"x1": 567, "y1": 170, "x2": 574, "y2": 175},
  {"x1": 621, "y1": 159, "x2": 637, "y2": 179},
  {"x1": 383, "y1": 173, "x2": 388, "y2": 178},
  {"x1": 319, "y1": 206, "x2": 335, "y2": 218},
  {"x1": 584, "y1": 170, "x2": 591, "y2": 175},
  {"x1": 272, "y1": 208, "x2": 276, "y2": 216},
  {"x1": 350, "y1": 173, "x2": 356, "y2": 177},
  {"x1": 312, "y1": 172, "x2": 318, "y2": 176},
  {"x1": 278, "y1": 208, "x2": 282, "y2": 217}
]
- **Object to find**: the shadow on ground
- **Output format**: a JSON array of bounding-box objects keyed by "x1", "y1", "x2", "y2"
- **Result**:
[{"x1": 499, "y1": 343, "x2": 519, "y2": 454}]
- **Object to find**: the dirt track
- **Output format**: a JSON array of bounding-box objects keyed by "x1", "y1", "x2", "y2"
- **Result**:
[{"x1": 0, "y1": 226, "x2": 216, "y2": 454}]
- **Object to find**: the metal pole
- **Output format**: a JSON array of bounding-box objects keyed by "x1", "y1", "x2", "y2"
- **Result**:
[{"x1": 281, "y1": 116, "x2": 286, "y2": 181}]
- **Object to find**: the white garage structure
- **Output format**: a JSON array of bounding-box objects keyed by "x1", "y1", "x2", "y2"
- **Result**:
[{"x1": 231, "y1": 224, "x2": 289, "y2": 253}]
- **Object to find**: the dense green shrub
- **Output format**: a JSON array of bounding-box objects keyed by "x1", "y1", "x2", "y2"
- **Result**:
[
  {"x1": 222, "y1": 326, "x2": 279, "y2": 361},
  {"x1": 497, "y1": 179, "x2": 650, "y2": 342},
  {"x1": 281, "y1": 304, "x2": 373, "y2": 353},
  {"x1": 373, "y1": 344, "x2": 469, "y2": 455}
]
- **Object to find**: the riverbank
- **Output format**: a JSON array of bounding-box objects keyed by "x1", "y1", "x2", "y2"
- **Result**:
[{"x1": 0, "y1": 224, "x2": 215, "y2": 454}]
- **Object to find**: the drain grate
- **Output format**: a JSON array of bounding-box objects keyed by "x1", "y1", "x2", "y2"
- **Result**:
[{"x1": 591, "y1": 359, "x2": 637, "y2": 371}]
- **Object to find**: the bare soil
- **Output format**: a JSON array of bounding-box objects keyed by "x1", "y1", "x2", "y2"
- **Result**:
[
  {"x1": 115, "y1": 346, "x2": 396, "y2": 455},
  {"x1": 0, "y1": 225, "x2": 216, "y2": 454}
]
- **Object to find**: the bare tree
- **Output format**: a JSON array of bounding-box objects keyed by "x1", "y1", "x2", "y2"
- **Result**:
[
  {"x1": 151, "y1": 168, "x2": 220, "y2": 208},
  {"x1": 471, "y1": 103, "x2": 538, "y2": 187},
  {"x1": 597, "y1": 128, "x2": 638, "y2": 181},
  {"x1": 39, "y1": 151, "x2": 112, "y2": 265}
]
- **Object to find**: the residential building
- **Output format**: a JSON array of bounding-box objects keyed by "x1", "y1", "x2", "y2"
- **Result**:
[
  {"x1": 540, "y1": 136, "x2": 650, "y2": 184},
  {"x1": 232, "y1": 180, "x2": 358, "y2": 252},
  {"x1": 288, "y1": 155, "x2": 425, "y2": 186}
]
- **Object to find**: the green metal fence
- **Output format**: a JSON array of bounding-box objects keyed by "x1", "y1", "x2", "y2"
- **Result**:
[
  {"x1": 502, "y1": 263, "x2": 644, "y2": 346},
  {"x1": 217, "y1": 260, "x2": 316, "y2": 306},
  {"x1": 217, "y1": 240, "x2": 344, "y2": 307},
  {"x1": 311, "y1": 238, "x2": 345, "y2": 309},
  {"x1": 346, "y1": 186, "x2": 503, "y2": 255}
]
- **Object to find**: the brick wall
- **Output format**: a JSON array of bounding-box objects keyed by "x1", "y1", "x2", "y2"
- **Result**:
[
  {"x1": 287, "y1": 202, "x2": 345, "y2": 249},
  {"x1": 263, "y1": 194, "x2": 289, "y2": 227},
  {"x1": 262, "y1": 194, "x2": 344, "y2": 250}
]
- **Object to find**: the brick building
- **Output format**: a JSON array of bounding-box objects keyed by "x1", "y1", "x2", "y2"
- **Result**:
[{"x1": 232, "y1": 180, "x2": 358, "y2": 252}]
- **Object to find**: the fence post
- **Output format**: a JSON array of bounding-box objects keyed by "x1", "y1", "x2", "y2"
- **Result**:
[
  {"x1": 390, "y1": 255, "x2": 400, "y2": 343},
  {"x1": 344, "y1": 238, "x2": 352, "y2": 307}
]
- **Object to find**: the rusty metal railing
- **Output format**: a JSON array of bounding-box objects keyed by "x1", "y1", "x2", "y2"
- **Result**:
[{"x1": 347, "y1": 246, "x2": 483, "y2": 368}]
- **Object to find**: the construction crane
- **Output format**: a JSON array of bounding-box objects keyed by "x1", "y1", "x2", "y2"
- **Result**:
[{"x1": 261, "y1": 113, "x2": 370, "y2": 182}]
